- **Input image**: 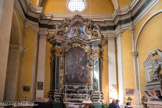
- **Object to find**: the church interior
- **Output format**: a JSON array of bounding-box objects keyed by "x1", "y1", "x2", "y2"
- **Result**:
[{"x1": 0, "y1": 0, "x2": 162, "y2": 108}]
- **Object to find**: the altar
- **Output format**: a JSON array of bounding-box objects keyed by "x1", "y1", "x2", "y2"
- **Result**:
[{"x1": 47, "y1": 15, "x2": 105, "y2": 107}]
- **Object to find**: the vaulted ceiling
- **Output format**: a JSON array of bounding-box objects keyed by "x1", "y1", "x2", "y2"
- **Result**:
[{"x1": 29, "y1": 0, "x2": 131, "y2": 14}]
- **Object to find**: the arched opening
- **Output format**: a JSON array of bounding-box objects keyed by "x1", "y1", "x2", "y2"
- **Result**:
[
  {"x1": 4, "y1": 11, "x2": 21, "y2": 101},
  {"x1": 137, "y1": 12, "x2": 162, "y2": 97}
]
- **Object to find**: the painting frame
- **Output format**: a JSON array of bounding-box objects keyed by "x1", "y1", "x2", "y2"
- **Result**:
[
  {"x1": 64, "y1": 47, "x2": 89, "y2": 84},
  {"x1": 125, "y1": 89, "x2": 135, "y2": 96}
]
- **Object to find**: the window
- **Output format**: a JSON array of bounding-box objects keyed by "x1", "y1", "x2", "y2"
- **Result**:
[{"x1": 68, "y1": 0, "x2": 86, "y2": 12}]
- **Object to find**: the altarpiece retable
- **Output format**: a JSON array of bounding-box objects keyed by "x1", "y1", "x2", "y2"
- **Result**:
[{"x1": 48, "y1": 15, "x2": 105, "y2": 106}]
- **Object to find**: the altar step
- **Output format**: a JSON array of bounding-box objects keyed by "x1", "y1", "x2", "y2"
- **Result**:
[
  {"x1": 91, "y1": 91, "x2": 103, "y2": 102},
  {"x1": 64, "y1": 102, "x2": 84, "y2": 108}
]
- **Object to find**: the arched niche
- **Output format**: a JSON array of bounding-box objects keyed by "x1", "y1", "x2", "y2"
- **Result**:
[{"x1": 137, "y1": 12, "x2": 162, "y2": 97}]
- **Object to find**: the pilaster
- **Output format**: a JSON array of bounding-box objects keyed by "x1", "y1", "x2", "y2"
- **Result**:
[
  {"x1": 36, "y1": 31, "x2": 48, "y2": 101},
  {"x1": 107, "y1": 37, "x2": 117, "y2": 101},
  {"x1": 116, "y1": 33, "x2": 124, "y2": 105}
]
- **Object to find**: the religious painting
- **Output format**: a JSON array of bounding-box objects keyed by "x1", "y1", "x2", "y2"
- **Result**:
[
  {"x1": 23, "y1": 86, "x2": 30, "y2": 92},
  {"x1": 65, "y1": 24, "x2": 88, "y2": 39},
  {"x1": 37, "y1": 82, "x2": 43, "y2": 90},
  {"x1": 65, "y1": 47, "x2": 88, "y2": 84},
  {"x1": 125, "y1": 89, "x2": 135, "y2": 95}
]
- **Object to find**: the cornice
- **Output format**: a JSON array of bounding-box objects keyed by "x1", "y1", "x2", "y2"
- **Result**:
[
  {"x1": 16, "y1": 0, "x2": 159, "y2": 38},
  {"x1": 15, "y1": 0, "x2": 26, "y2": 20}
]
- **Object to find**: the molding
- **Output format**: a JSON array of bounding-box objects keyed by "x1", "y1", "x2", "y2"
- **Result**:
[
  {"x1": 133, "y1": 0, "x2": 159, "y2": 25},
  {"x1": 39, "y1": 29, "x2": 48, "y2": 36},
  {"x1": 131, "y1": 51, "x2": 138, "y2": 57},
  {"x1": 115, "y1": 26, "x2": 125, "y2": 38},
  {"x1": 12, "y1": 10, "x2": 21, "y2": 44},
  {"x1": 111, "y1": 0, "x2": 119, "y2": 10},
  {"x1": 107, "y1": 37, "x2": 115, "y2": 40},
  {"x1": 15, "y1": 0, "x2": 26, "y2": 21},
  {"x1": 135, "y1": 9, "x2": 162, "y2": 51},
  {"x1": 15, "y1": 0, "x2": 159, "y2": 38}
]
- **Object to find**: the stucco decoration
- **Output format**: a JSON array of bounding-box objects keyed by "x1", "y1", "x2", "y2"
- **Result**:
[
  {"x1": 143, "y1": 49, "x2": 162, "y2": 108},
  {"x1": 48, "y1": 15, "x2": 105, "y2": 107}
]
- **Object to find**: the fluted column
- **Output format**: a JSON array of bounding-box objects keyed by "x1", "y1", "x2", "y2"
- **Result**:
[
  {"x1": 36, "y1": 33, "x2": 47, "y2": 101},
  {"x1": 107, "y1": 37, "x2": 117, "y2": 100},
  {"x1": 116, "y1": 34, "x2": 124, "y2": 105}
]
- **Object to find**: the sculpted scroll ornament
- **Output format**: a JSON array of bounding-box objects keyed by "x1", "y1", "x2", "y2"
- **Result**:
[
  {"x1": 54, "y1": 15, "x2": 101, "y2": 39},
  {"x1": 143, "y1": 49, "x2": 162, "y2": 83}
]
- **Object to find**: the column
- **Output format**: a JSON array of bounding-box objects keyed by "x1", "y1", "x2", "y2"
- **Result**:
[
  {"x1": 131, "y1": 28, "x2": 142, "y2": 106},
  {"x1": 48, "y1": 46, "x2": 62, "y2": 101},
  {"x1": 30, "y1": 31, "x2": 39, "y2": 101},
  {"x1": 116, "y1": 34, "x2": 124, "y2": 105},
  {"x1": 131, "y1": 51, "x2": 142, "y2": 106},
  {"x1": 107, "y1": 37, "x2": 117, "y2": 100},
  {"x1": 36, "y1": 34, "x2": 47, "y2": 101},
  {"x1": 49, "y1": 53, "x2": 55, "y2": 100},
  {"x1": 0, "y1": 0, "x2": 14, "y2": 101}
]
